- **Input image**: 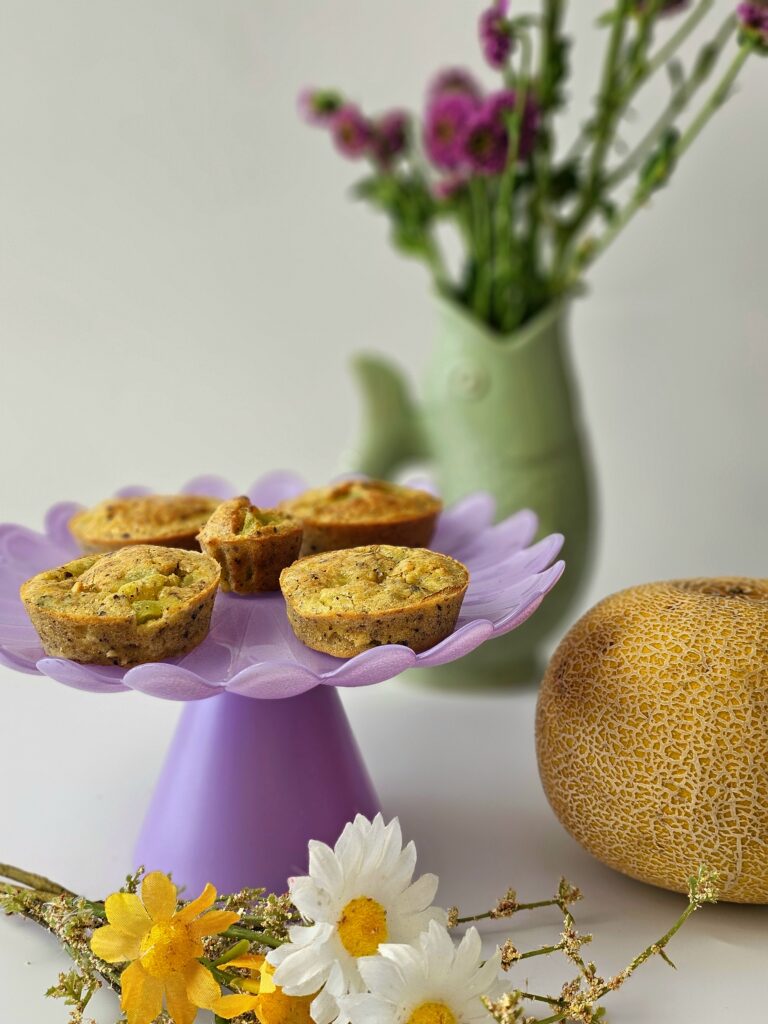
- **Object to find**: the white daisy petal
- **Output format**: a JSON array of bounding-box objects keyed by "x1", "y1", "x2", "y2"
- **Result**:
[
  {"x1": 465, "y1": 950, "x2": 503, "y2": 999},
  {"x1": 394, "y1": 873, "x2": 440, "y2": 915},
  {"x1": 273, "y1": 934, "x2": 335, "y2": 992},
  {"x1": 312, "y1": 987, "x2": 342, "y2": 1024},
  {"x1": 309, "y1": 840, "x2": 345, "y2": 895},
  {"x1": 386, "y1": 840, "x2": 418, "y2": 893},
  {"x1": 453, "y1": 926, "x2": 482, "y2": 974},
  {"x1": 340, "y1": 993, "x2": 394, "y2": 1024},
  {"x1": 357, "y1": 955, "x2": 406, "y2": 1003},
  {"x1": 291, "y1": 876, "x2": 334, "y2": 922}
]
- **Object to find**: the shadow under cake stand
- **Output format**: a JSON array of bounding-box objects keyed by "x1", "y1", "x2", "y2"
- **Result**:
[{"x1": 0, "y1": 473, "x2": 564, "y2": 894}]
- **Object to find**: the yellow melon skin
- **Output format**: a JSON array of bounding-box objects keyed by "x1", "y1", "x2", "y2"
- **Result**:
[{"x1": 536, "y1": 578, "x2": 768, "y2": 904}]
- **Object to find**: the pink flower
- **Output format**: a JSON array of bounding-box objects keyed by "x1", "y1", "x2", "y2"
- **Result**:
[
  {"x1": 463, "y1": 108, "x2": 508, "y2": 175},
  {"x1": 479, "y1": 0, "x2": 515, "y2": 69},
  {"x1": 463, "y1": 90, "x2": 539, "y2": 175},
  {"x1": 737, "y1": 1, "x2": 768, "y2": 44},
  {"x1": 298, "y1": 88, "x2": 344, "y2": 125},
  {"x1": 486, "y1": 89, "x2": 540, "y2": 160},
  {"x1": 423, "y1": 92, "x2": 477, "y2": 170},
  {"x1": 427, "y1": 67, "x2": 483, "y2": 102},
  {"x1": 371, "y1": 110, "x2": 410, "y2": 168},
  {"x1": 330, "y1": 104, "x2": 374, "y2": 159}
]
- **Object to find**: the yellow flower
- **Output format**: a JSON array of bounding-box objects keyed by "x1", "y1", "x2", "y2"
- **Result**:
[
  {"x1": 90, "y1": 871, "x2": 239, "y2": 1024},
  {"x1": 215, "y1": 954, "x2": 315, "y2": 1024}
]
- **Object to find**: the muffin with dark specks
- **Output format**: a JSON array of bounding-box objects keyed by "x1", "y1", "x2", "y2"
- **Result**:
[
  {"x1": 70, "y1": 494, "x2": 222, "y2": 552},
  {"x1": 198, "y1": 496, "x2": 303, "y2": 593},
  {"x1": 280, "y1": 544, "x2": 468, "y2": 658},
  {"x1": 20, "y1": 544, "x2": 220, "y2": 666},
  {"x1": 278, "y1": 479, "x2": 441, "y2": 556}
]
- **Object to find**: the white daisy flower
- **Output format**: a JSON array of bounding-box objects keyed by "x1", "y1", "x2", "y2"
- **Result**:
[
  {"x1": 268, "y1": 814, "x2": 446, "y2": 1024},
  {"x1": 340, "y1": 920, "x2": 503, "y2": 1024}
]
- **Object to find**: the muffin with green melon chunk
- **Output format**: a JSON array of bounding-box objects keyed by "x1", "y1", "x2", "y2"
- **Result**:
[
  {"x1": 69, "y1": 494, "x2": 222, "y2": 553},
  {"x1": 278, "y1": 479, "x2": 442, "y2": 556},
  {"x1": 280, "y1": 544, "x2": 469, "y2": 657},
  {"x1": 198, "y1": 496, "x2": 303, "y2": 593},
  {"x1": 20, "y1": 545, "x2": 220, "y2": 666}
]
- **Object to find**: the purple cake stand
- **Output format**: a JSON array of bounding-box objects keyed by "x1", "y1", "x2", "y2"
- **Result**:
[{"x1": 0, "y1": 472, "x2": 564, "y2": 895}]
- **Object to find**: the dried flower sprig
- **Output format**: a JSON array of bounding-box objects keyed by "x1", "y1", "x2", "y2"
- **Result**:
[
  {"x1": 1, "y1": 824, "x2": 719, "y2": 1024},
  {"x1": 300, "y1": 1, "x2": 764, "y2": 334}
]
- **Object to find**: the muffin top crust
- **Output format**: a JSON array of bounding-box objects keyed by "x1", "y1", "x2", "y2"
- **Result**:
[
  {"x1": 280, "y1": 544, "x2": 468, "y2": 616},
  {"x1": 198, "y1": 496, "x2": 301, "y2": 541},
  {"x1": 21, "y1": 545, "x2": 220, "y2": 625},
  {"x1": 70, "y1": 494, "x2": 222, "y2": 546},
  {"x1": 279, "y1": 480, "x2": 441, "y2": 527}
]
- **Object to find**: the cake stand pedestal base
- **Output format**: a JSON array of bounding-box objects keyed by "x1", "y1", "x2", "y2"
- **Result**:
[{"x1": 134, "y1": 686, "x2": 380, "y2": 894}]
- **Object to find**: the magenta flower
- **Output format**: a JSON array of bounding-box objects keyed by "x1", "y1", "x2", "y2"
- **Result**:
[
  {"x1": 463, "y1": 90, "x2": 539, "y2": 175},
  {"x1": 423, "y1": 92, "x2": 477, "y2": 170},
  {"x1": 487, "y1": 89, "x2": 540, "y2": 160},
  {"x1": 737, "y1": 1, "x2": 768, "y2": 44},
  {"x1": 371, "y1": 110, "x2": 409, "y2": 168},
  {"x1": 427, "y1": 67, "x2": 483, "y2": 102},
  {"x1": 479, "y1": 0, "x2": 515, "y2": 69},
  {"x1": 330, "y1": 104, "x2": 374, "y2": 159},
  {"x1": 298, "y1": 88, "x2": 344, "y2": 125},
  {"x1": 463, "y1": 108, "x2": 508, "y2": 174}
]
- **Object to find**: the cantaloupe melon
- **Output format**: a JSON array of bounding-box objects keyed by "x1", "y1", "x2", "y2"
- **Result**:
[{"x1": 536, "y1": 578, "x2": 768, "y2": 903}]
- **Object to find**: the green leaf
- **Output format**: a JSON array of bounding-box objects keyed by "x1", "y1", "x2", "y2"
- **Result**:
[
  {"x1": 666, "y1": 58, "x2": 685, "y2": 89},
  {"x1": 639, "y1": 127, "x2": 680, "y2": 193}
]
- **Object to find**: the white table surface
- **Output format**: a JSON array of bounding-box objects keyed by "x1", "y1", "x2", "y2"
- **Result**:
[{"x1": 1, "y1": 666, "x2": 765, "y2": 1023}]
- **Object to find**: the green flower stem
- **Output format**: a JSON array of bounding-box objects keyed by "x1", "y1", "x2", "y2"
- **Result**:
[
  {"x1": 576, "y1": 38, "x2": 754, "y2": 278},
  {"x1": 533, "y1": 897, "x2": 703, "y2": 1024},
  {"x1": 584, "y1": 0, "x2": 632, "y2": 197},
  {"x1": 469, "y1": 178, "x2": 493, "y2": 321},
  {"x1": 607, "y1": 13, "x2": 736, "y2": 188},
  {"x1": 0, "y1": 863, "x2": 74, "y2": 897},
  {"x1": 226, "y1": 925, "x2": 283, "y2": 949},
  {"x1": 643, "y1": 0, "x2": 716, "y2": 83},
  {"x1": 518, "y1": 991, "x2": 566, "y2": 1007},
  {"x1": 518, "y1": 942, "x2": 564, "y2": 960},
  {"x1": 214, "y1": 938, "x2": 251, "y2": 966},
  {"x1": 493, "y1": 30, "x2": 534, "y2": 331},
  {"x1": 671, "y1": 38, "x2": 754, "y2": 161},
  {"x1": 456, "y1": 898, "x2": 560, "y2": 924},
  {"x1": 202, "y1": 958, "x2": 240, "y2": 988},
  {"x1": 539, "y1": 0, "x2": 565, "y2": 104}
]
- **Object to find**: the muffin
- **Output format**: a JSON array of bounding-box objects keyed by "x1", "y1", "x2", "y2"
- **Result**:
[
  {"x1": 69, "y1": 494, "x2": 222, "y2": 553},
  {"x1": 279, "y1": 480, "x2": 442, "y2": 556},
  {"x1": 20, "y1": 544, "x2": 220, "y2": 666},
  {"x1": 280, "y1": 544, "x2": 469, "y2": 658},
  {"x1": 198, "y1": 496, "x2": 303, "y2": 593}
]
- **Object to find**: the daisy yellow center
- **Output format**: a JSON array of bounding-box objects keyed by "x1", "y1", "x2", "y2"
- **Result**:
[
  {"x1": 336, "y1": 896, "x2": 388, "y2": 957},
  {"x1": 407, "y1": 1003, "x2": 458, "y2": 1024},
  {"x1": 138, "y1": 918, "x2": 200, "y2": 978}
]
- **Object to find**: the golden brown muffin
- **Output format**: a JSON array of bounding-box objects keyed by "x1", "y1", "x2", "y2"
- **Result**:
[
  {"x1": 198, "y1": 496, "x2": 303, "y2": 593},
  {"x1": 20, "y1": 544, "x2": 220, "y2": 666},
  {"x1": 280, "y1": 544, "x2": 468, "y2": 658},
  {"x1": 278, "y1": 480, "x2": 442, "y2": 556},
  {"x1": 69, "y1": 494, "x2": 222, "y2": 552}
]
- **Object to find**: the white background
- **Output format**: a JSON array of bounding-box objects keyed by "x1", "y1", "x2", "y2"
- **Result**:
[{"x1": 1, "y1": 2, "x2": 766, "y2": 1021}]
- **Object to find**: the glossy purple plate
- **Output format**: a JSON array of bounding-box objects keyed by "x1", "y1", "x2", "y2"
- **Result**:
[{"x1": 0, "y1": 472, "x2": 564, "y2": 701}]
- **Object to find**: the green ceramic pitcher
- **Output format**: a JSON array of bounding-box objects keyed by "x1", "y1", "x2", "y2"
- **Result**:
[{"x1": 352, "y1": 298, "x2": 594, "y2": 687}]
